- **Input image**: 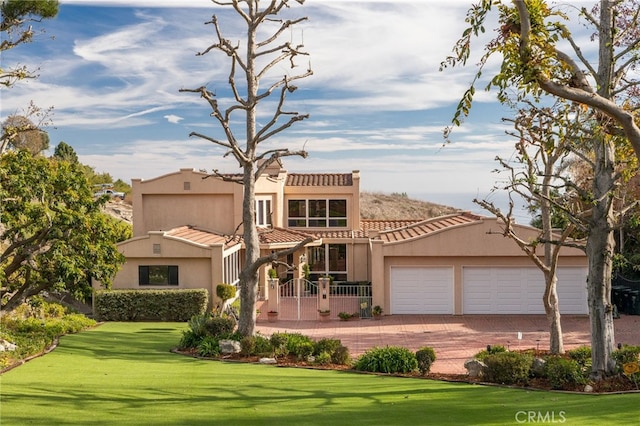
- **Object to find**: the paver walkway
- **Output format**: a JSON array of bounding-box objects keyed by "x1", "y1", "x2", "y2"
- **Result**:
[{"x1": 256, "y1": 314, "x2": 640, "y2": 374}]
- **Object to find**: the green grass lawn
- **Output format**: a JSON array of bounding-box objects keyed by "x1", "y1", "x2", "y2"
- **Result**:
[{"x1": 0, "y1": 322, "x2": 637, "y2": 425}]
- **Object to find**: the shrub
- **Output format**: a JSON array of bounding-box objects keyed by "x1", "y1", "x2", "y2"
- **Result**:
[
  {"x1": 270, "y1": 332, "x2": 289, "y2": 357},
  {"x1": 543, "y1": 356, "x2": 587, "y2": 390},
  {"x1": 216, "y1": 284, "x2": 236, "y2": 303},
  {"x1": 179, "y1": 330, "x2": 202, "y2": 350},
  {"x1": 296, "y1": 342, "x2": 315, "y2": 360},
  {"x1": 240, "y1": 335, "x2": 256, "y2": 356},
  {"x1": 204, "y1": 315, "x2": 236, "y2": 338},
  {"x1": 354, "y1": 346, "x2": 418, "y2": 374},
  {"x1": 284, "y1": 333, "x2": 315, "y2": 359},
  {"x1": 474, "y1": 345, "x2": 507, "y2": 362},
  {"x1": 94, "y1": 289, "x2": 208, "y2": 321},
  {"x1": 314, "y1": 338, "x2": 342, "y2": 356},
  {"x1": 197, "y1": 336, "x2": 221, "y2": 357},
  {"x1": 187, "y1": 314, "x2": 208, "y2": 338},
  {"x1": 567, "y1": 345, "x2": 592, "y2": 374},
  {"x1": 252, "y1": 334, "x2": 273, "y2": 356},
  {"x1": 483, "y1": 352, "x2": 533, "y2": 385},
  {"x1": 612, "y1": 345, "x2": 640, "y2": 367},
  {"x1": 314, "y1": 351, "x2": 332, "y2": 366},
  {"x1": 416, "y1": 347, "x2": 437, "y2": 375},
  {"x1": 240, "y1": 334, "x2": 273, "y2": 356},
  {"x1": 332, "y1": 345, "x2": 351, "y2": 365}
]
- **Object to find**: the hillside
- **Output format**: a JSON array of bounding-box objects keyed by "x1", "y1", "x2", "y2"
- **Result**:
[
  {"x1": 360, "y1": 191, "x2": 459, "y2": 220},
  {"x1": 104, "y1": 192, "x2": 459, "y2": 223}
]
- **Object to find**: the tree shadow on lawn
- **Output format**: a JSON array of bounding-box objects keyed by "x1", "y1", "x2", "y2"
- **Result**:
[
  {"x1": 3, "y1": 367, "x2": 626, "y2": 426},
  {"x1": 52, "y1": 323, "x2": 186, "y2": 363}
]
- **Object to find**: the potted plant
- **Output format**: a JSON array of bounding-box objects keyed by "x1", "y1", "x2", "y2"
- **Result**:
[
  {"x1": 318, "y1": 309, "x2": 331, "y2": 322},
  {"x1": 338, "y1": 311, "x2": 359, "y2": 321},
  {"x1": 267, "y1": 310, "x2": 278, "y2": 322},
  {"x1": 372, "y1": 305, "x2": 383, "y2": 320}
]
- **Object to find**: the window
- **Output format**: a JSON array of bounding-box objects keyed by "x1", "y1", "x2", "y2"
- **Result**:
[
  {"x1": 139, "y1": 265, "x2": 179, "y2": 286},
  {"x1": 288, "y1": 199, "x2": 347, "y2": 228},
  {"x1": 307, "y1": 244, "x2": 347, "y2": 282},
  {"x1": 223, "y1": 251, "x2": 240, "y2": 286},
  {"x1": 255, "y1": 196, "x2": 272, "y2": 227}
]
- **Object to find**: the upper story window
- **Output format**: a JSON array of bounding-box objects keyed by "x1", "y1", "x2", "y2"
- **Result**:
[
  {"x1": 256, "y1": 196, "x2": 272, "y2": 227},
  {"x1": 288, "y1": 199, "x2": 347, "y2": 228}
]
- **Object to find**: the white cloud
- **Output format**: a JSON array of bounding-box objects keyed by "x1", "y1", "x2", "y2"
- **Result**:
[{"x1": 164, "y1": 114, "x2": 184, "y2": 124}]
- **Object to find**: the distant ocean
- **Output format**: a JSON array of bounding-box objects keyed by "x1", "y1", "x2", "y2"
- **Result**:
[{"x1": 412, "y1": 192, "x2": 533, "y2": 225}]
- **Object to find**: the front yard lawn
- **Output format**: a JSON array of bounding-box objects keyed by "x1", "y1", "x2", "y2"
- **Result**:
[{"x1": 0, "y1": 322, "x2": 638, "y2": 425}]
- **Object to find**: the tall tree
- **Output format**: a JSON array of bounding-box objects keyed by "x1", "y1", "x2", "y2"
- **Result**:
[
  {"x1": 52, "y1": 141, "x2": 78, "y2": 163},
  {"x1": 1, "y1": 0, "x2": 59, "y2": 88},
  {"x1": 442, "y1": 0, "x2": 640, "y2": 379},
  {"x1": 180, "y1": 0, "x2": 313, "y2": 336},
  {"x1": 0, "y1": 150, "x2": 127, "y2": 311},
  {"x1": 1, "y1": 113, "x2": 49, "y2": 155},
  {"x1": 475, "y1": 102, "x2": 587, "y2": 354}
]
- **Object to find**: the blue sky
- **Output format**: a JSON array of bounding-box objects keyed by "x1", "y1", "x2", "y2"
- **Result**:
[{"x1": 2, "y1": 0, "x2": 597, "y2": 222}]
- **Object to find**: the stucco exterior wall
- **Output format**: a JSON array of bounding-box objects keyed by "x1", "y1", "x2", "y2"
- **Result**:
[
  {"x1": 110, "y1": 257, "x2": 212, "y2": 294},
  {"x1": 132, "y1": 169, "x2": 243, "y2": 236}
]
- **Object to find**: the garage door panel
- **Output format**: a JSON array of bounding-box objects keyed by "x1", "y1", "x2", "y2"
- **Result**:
[
  {"x1": 463, "y1": 267, "x2": 587, "y2": 314},
  {"x1": 391, "y1": 267, "x2": 453, "y2": 314}
]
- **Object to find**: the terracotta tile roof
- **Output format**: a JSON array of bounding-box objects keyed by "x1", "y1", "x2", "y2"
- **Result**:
[
  {"x1": 361, "y1": 219, "x2": 423, "y2": 232},
  {"x1": 258, "y1": 227, "x2": 319, "y2": 245},
  {"x1": 286, "y1": 173, "x2": 353, "y2": 186},
  {"x1": 165, "y1": 226, "x2": 241, "y2": 248},
  {"x1": 313, "y1": 229, "x2": 368, "y2": 239},
  {"x1": 376, "y1": 212, "x2": 482, "y2": 243}
]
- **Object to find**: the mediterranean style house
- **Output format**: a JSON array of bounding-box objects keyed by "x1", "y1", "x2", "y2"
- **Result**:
[{"x1": 104, "y1": 161, "x2": 589, "y2": 318}]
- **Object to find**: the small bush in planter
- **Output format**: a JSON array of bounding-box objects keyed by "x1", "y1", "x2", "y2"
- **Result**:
[
  {"x1": 204, "y1": 315, "x2": 236, "y2": 338},
  {"x1": 483, "y1": 351, "x2": 533, "y2": 385},
  {"x1": 197, "y1": 336, "x2": 221, "y2": 357},
  {"x1": 372, "y1": 305, "x2": 383, "y2": 316},
  {"x1": 474, "y1": 344, "x2": 507, "y2": 362},
  {"x1": 543, "y1": 356, "x2": 587, "y2": 390},
  {"x1": 314, "y1": 338, "x2": 342, "y2": 356},
  {"x1": 567, "y1": 345, "x2": 592, "y2": 374},
  {"x1": 416, "y1": 346, "x2": 437, "y2": 375},
  {"x1": 332, "y1": 345, "x2": 351, "y2": 365},
  {"x1": 354, "y1": 346, "x2": 418, "y2": 374}
]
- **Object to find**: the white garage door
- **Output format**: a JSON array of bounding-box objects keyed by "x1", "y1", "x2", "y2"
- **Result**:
[
  {"x1": 463, "y1": 267, "x2": 587, "y2": 314},
  {"x1": 391, "y1": 267, "x2": 453, "y2": 314}
]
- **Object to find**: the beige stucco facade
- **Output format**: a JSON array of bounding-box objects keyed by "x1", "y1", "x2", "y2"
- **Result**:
[{"x1": 104, "y1": 164, "x2": 588, "y2": 315}]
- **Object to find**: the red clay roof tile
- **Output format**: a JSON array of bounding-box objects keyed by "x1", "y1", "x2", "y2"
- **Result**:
[{"x1": 286, "y1": 173, "x2": 353, "y2": 186}]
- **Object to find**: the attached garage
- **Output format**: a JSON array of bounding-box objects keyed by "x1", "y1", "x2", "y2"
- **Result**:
[
  {"x1": 390, "y1": 267, "x2": 453, "y2": 314},
  {"x1": 462, "y1": 267, "x2": 588, "y2": 314},
  {"x1": 371, "y1": 213, "x2": 589, "y2": 316}
]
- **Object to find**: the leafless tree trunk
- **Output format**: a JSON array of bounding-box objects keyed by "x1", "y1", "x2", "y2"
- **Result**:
[{"x1": 181, "y1": 0, "x2": 312, "y2": 336}]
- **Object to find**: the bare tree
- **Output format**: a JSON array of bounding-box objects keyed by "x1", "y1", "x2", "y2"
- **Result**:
[
  {"x1": 476, "y1": 102, "x2": 589, "y2": 354},
  {"x1": 180, "y1": 0, "x2": 312, "y2": 336},
  {"x1": 1, "y1": 108, "x2": 51, "y2": 155},
  {"x1": 442, "y1": 0, "x2": 640, "y2": 379}
]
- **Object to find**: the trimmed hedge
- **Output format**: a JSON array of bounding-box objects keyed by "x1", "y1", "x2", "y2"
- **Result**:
[{"x1": 94, "y1": 289, "x2": 208, "y2": 321}]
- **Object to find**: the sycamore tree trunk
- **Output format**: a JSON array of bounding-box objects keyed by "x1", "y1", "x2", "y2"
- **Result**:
[
  {"x1": 237, "y1": 18, "x2": 259, "y2": 337},
  {"x1": 586, "y1": 136, "x2": 617, "y2": 379},
  {"x1": 542, "y1": 272, "x2": 563, "y2": 354},
  {"x1": 238, "y1": 162, "x2": 260, "y2": 336}
]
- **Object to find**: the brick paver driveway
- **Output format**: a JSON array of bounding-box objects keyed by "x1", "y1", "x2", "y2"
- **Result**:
[{"x1": 256, "y1": 314, "x2": 640, "y2": 374}]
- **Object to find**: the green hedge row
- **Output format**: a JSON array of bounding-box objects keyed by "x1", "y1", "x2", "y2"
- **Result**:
[{"x1": 94, "y1": 289, "x2": 208, "y2": 321}]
